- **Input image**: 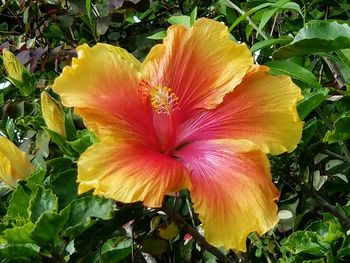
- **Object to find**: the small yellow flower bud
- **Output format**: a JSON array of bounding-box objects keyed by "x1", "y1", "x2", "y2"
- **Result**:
[
  {"x1": 41, "y1": 91, "x2": 66, "y2": 138},
  {"x1": 2, "y1": 48, "x2": 24, "y2": 82}
]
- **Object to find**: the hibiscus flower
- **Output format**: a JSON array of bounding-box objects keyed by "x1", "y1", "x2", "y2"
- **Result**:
[{"x1": 52, "y1": 18, "x2": 302, "y2": 251}]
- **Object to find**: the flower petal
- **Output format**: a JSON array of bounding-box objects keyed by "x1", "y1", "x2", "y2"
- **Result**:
[
  {"x1": 78, "y1": 139, "x2": 190, "y2": 207},
  {"x1": 0, "y1": 137, "x2": 34, "y2": 188},
  {"x1": 52, "y1": 44, "x2": 156, "y2": 145},
  {"x1": 141, "y1": 18, "x2": 252, "y2": 115},
  {"x1": 175, "y1": 139, "x2": 279, "y2": 251},
  {"x1": 178, "y1": 65, "x2": 303, "y2": 155}
]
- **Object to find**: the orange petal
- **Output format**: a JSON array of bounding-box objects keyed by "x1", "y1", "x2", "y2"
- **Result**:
[
  {"x1": 0, "y1": 136, "x2": 34, "y2": 188},
  {"x1": 52, "y1": 44, "x2": 156, "y2": 145},
  {"x1": 78, "y1": 138, "x2": 190, "y2": 207},
  {"x1": 175, "y1": 139, "x2": 279, "y2": 251},
  {"x1": 178, "y1": 65, "x2": 303, "y2": 155},
  {"x1": 142, "y1": 18, "x2": 252, "y2": 117}
]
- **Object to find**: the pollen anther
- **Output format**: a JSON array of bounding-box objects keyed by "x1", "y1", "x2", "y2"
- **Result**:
[
  {"x1": 138, "y1": 81, "x2": 179, "y2": 115},
  {"x1": 150, "y1": 85, "x2": 179, "y2": 115}
]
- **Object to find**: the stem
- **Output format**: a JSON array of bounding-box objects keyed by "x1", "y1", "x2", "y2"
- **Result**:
[
  {"x1": 323, "y1": 57, "x2": 346, "y2": 89},
  {"x1": 161, "y1": 204, "x2": 233, "y2": 263},
  {"x1": 270, "y1": 13, "x2": 278, "y2": 37},
  {"x1": 225, "y1": 0, "x2": 269, "y2": 40},
  {"x1": 324, "y1": 150, "x2": 347, "y2": 162}
]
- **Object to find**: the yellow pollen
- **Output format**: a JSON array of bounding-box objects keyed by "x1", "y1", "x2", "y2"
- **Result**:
[{"x1": 149, "y1": 85, "x2": 179, "y2": 115}]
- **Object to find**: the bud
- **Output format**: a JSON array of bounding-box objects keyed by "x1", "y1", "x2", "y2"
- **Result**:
[
  {"x1": 41, "y1": 91, "x2": 66, "y2": 138},
  {"x1": 2, "y1": 48, "x2": 24, "y2": 82},
  {"x1": 0, "y1": 136, "x2": 34, "y2": 188},
  {"x1": 2, "y1": 48, "x2": 35, "y2": 96}
]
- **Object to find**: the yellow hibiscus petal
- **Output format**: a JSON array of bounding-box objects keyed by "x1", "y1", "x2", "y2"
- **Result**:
[
  {"x1": 178, "y1": 65, "x2": 303, "y2": 155},
  {"x1": 41, "y1": 91, "x2": 66, "y2": 138},
  {"x1": 141, "y1": 18, "x2": 252, "y2": 116},
  {"x1": 52, "y1": 44, "x2": 155, "y2": 142},
  {"x1": 78, "y1": 138, "x2": 190, "y2": 207},
  {"x1": 0, "y1": 136, "x2": 34, "y2": 188},
  {"x1": 176, "y1": 139, "x2": 279, "y2": 251}
]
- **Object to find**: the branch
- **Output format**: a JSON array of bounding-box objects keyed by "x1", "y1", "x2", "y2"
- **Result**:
[
  {"x1": 161, "y1": 204, "x2": 234, "y2": 263},
  {"x1": 323, "y1": 57, "x2": 346, "y2": 88},
  {"x1": 280, "y1": 173, "x2": 350, "y2": 229},
  {"x1": 225, "y1": 0, "x2": 269, "y2": 40}
]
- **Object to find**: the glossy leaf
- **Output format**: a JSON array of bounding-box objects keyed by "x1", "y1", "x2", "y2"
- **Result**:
[
  {"x1": 62, "y1": 196, "x2": 116, "y2": 238},
  {"x1": 265, "y1": 60, "x2": 322, "y2": 89},
  {"x1": 251, "y1": 37, "x2": 293, "y2": 53},
  {"x1": 29, "y1": 186, "x2": 58, "y2": 222},
  {"x1": 30, "y1": 209, "x2": 70, "y2": 247},
  {"x1": 274, "y1": 21, "x2": 350, "y2": 59},
  {"x1": 324, "y1": 115, "x2": 350, "y2": 143},
  {"x1": 297, "y1": 89, "x2": 329, "y2": 120},
  {"x1": 4, "y1": 185, "x2": 30, "y2": 222}
]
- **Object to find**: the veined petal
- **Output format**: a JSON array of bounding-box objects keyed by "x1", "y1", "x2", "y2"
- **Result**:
[
  {"x1": 0, "y1": 137, "x2": 34, "y2": 188},
  {"x1": 78, "y1": 139, "x2": 190, "y2": 207},
  {"x1": 142, "y1": 18, "x2": 252, "y2": 116},
  {"x1": 178, "y1": 65, "x2": 303, "y2": 155},
  {"x1": 175, "y1": 139, "x2": 279, "y2": 251},
  {"x1": 52, "y1": 44, "x2": 156, "y2": 146}
]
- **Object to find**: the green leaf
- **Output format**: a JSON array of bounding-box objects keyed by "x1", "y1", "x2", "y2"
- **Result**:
[
  {"x1": 29, "y1": 186, "x2": 58, "y2": 222},
  {"x1": 147, "y1": 31, "x2": 167, "y2": 40},
  {"x1": 265, "y1": 60, "x2": 322, "y2": 89},
  {"x1": 307, "y1": 216, "x2": 344, "y2": 245},
  {"x1": 251, "y1": 37, "x2": 293, "y2": 53},
  {"x1": 46, "y1": 157, "x2": 75, "y2": 174},
  {"x1": 62, "y1": 196, "x2": 116, "y2": 238},
  {"x1": 158, "y1": 222, "x2": 179, "y2": 240},
  {"x1": 302, "y1": 118, "x2": 319, "y2": 145},
  {"x1": 86, "y1": 0, "x2": 91, "y2": 19},
  {"x1": 3, "y1": 222, "x2": 34, "y2": 243},
  {"x1": 337, "y1": 49, "x2": 350, "y2": 69},
  {"x1": 67, "y1": 129, "x2": 94, "y2": 154},
  {"x1": 228, "y1": 3, "x2": 272, "y2": 32},
  {"x1": 258, "y1": 0, "x2": 290, "y2": 33},
  {"x1": 167, "y1": 16, "x2": 191, "y2": 28},
  {"x1": 26, "y1": 168, "x2": 45, "y2": 191},
  {"x1": 46, "y1": 169, "x2": 77, "y2": 207},
  {"x1": 338, "y1": 236, "x2": 350, "y2": 258},
  {"x1": 101, "y1": 236, "x2": 132, "y2": 262},
  {"x1": 44, "y1": 128, "x2": 78, "y2": 157},
  {"x1": 141, "y1": 239, "x2": 169, "y2": 255},
  {"x1": 0, "y1": 243, "x2": 40, "y2": 259},
  {"x1": 324, "y1": 114, "x2": 350, "y2": 143},
  {"x1": 5, "y1": 185, "x2": 30, "y2": 222},
  {"x1": 281, "y1": 231, "x2": 328, "y2": 256},
  {"x1": 30, "y1": 209, "x2": 70, "y2": 247},
  {"x1": 190, "y1": 7, "x2": 197, "y2": 27},
  {"x1": 273, "y1": 21, "x2": 350, "y2": 59},
  {"x1": 297, "y1": 89, "x2": 329, "y2": 120},
  {"x1": 64, "y1": 109, "x2": 77, "y2": 141}
]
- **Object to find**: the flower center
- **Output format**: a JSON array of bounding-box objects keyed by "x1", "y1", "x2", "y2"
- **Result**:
[
  {"x1": 138, "y1": 80, "x2": 178, "y2": 115},
  {"x1": 138, "y1": 80, "x2": 179, "y2": 154}
]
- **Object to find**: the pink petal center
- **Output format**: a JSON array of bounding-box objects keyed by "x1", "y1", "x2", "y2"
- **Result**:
[{"x1": 138, "y1": 80, "x2": 181, "y2": 154}]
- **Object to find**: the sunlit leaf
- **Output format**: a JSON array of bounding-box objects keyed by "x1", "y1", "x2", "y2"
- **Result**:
[{"x1": 274, "y1": 21, "x2": 350, "y2": 59}]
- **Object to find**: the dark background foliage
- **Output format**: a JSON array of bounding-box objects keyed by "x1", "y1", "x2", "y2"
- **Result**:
[{"x1": 1, "y1": 0, "x2": 350, "y2": 262}]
